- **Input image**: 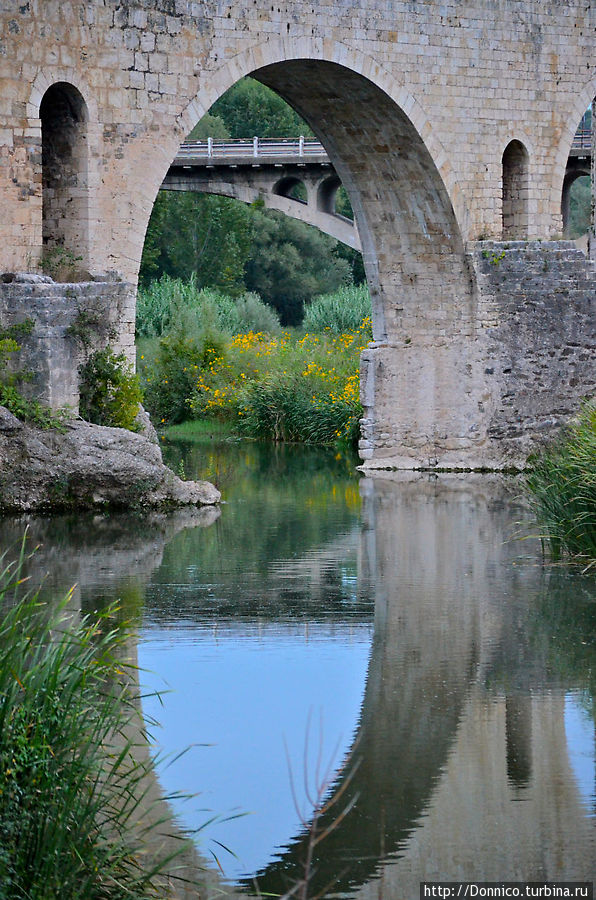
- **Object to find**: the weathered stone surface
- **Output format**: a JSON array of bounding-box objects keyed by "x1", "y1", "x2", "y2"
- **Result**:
[
  {"x1": 135, "y1": 406, "x2": 159, "y2": 444},
  {"x1": 0, "y1": 280, "x2": 136, "y2": 410},
  {"x1": 360, "y1": 241, "x2": 596, "y2": 470},
  {"x1": 0, "y1": 2, "x2": 593, "y2": 470},
  {"x1": 0, "y1": 409, "x2": 220, "y2": 513}
]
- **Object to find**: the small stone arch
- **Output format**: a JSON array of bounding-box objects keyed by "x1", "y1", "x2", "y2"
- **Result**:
[
  {"x1": 502, "y1": 140, "x2": 529, "y2": 239},
  {"x1": 39, "y1": 81, "x2": 90, "y2": 270},
  {"x1": 562, "y1": 161, "x2": 591, "y2": 235}
]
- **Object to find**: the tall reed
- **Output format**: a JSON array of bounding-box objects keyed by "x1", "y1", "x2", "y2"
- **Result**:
[
  {"x1": 302, "y1": 285, "x2": 372, "y2": 335},
  {"x1": 0, "y1": 538, "x2": 191, "y2": 899},
  {"x1": 526, "y1": 401, "x2": 596, "y2": 565}
]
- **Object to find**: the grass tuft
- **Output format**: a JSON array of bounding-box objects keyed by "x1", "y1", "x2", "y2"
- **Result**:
[
  {"x1": 526, "y1": 401, "x2": 596, "y2": 566},
  {"x1": 0, "y1": 536, "x2": 192, "y2": 899}
]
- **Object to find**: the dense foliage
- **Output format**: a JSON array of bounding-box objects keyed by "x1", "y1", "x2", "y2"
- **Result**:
[
  {"x1": 207, "y1": 78, "x2": 313, "y2": 140},
  {"x1": 568, "y1": 176, "x2": 591, "y2": 238},
  {"x1": 79, "y1": 347, "x2": 143, "y2": 432},
  {"x1": 141, "y1": 296, "x2": 371, "y2": 446},
  {"x1": 303, "y1": 284, "x2": 372, "y2": 334},
  {"x1": 139, "y1": 78, "x2": 364, "y2": 324},
  {"x1": 137, "y1": 275, "x2": 280, "y2": 339},
  {"x1": 526, "y1": 401, "x2": 596, "y2": 566},
  {"x1": 0, "y1": 541, "x2": 187, "y2": 898}
]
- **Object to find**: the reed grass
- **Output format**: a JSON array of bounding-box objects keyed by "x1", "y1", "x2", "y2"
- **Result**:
[
  {"x1": 136, "y1": 274, "x2": 280, "y2": 338},
  {"x1": 526, "y1": 401, "x2": 596, "y2": 565},
  {"x1": 0, "y1": 538, "x2": 191, "y2": 899},
  {"x1": 302, "y1": 285, "x2": 372, "y2": 335}
]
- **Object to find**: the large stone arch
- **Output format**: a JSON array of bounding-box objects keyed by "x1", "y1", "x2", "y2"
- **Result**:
[
  {"x1": 175, "y1": 37, "x2": 470, "y2": 242},
  {"x1": 130, "y1": 39, "x2": 479, "y2": 468},
  {"x1": 142, "y1": 40, "x2": 473, "y2": 346}
]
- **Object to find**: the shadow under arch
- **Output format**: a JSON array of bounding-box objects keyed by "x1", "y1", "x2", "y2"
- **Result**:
[
  {"x1": 40, "y1": 81, "x2": 90, "y2": 269},
  {"x1": 502, "y1": 139, "x2": 529, "y2": 239}
]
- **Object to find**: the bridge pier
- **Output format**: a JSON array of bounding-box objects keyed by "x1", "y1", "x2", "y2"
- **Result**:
[{"x1": 360, "y1": 241, "x2": 596, "y2": 471}]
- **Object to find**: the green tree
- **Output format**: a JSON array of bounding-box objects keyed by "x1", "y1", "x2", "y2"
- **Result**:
[
  {"x1": 187, "y1": 112, "x2": 230, "y2": 141},
  {"x1": 140, "y1": 193, "x2": 252, "y2": 294},
  {"x1": 568, "y1": 175, "x2": 591, "y2": 238},
  {"x1": 210, "y1": 77, "x2": 313, "y2": 138},
  {"x1": 246, "y1": 209, "x2": 351, "y2": 325}
]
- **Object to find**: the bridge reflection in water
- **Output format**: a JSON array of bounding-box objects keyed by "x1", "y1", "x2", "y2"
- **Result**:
[
  {"x1": 1, "y1": 466, "x2": 594, "y2": 897},
  {"x1": 245, "y1": 474, "x2": 595, "y2": 896}
]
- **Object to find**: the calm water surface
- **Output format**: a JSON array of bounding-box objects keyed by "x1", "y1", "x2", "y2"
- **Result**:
[{"x1": 1, "y1": 438, "x2": 594, "y2": 896}]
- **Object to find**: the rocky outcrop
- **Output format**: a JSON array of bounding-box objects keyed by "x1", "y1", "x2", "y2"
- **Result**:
[{"x1": 0, "y1": 407, "x2": 220, "y2": 512}]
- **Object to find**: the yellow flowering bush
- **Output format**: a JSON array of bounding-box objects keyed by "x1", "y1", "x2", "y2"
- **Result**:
[{"x1": 187, "y1": 319, "x2": 370, "y2": 446}]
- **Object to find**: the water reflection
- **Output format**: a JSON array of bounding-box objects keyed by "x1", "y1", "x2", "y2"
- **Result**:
[{"x1": 0, "y1": 445, "x2": 594, "y2": 897}]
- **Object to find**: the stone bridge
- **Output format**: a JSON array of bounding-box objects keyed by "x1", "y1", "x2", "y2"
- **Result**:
[{"x1": 0, "y1": 0, "x2": 595, "y2": 469}]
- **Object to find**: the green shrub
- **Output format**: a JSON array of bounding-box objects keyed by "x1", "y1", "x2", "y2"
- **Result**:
[
  {"x1": 136, "y1": 275, "x2": 280, "y2": 339},
  {"x1": 0, "y1": 321, "x2": 64, "y2": 429},
  {"x1": 79, "y1": 347, "x2": 143, "y2": 431},
  {"x1": 238, "y1": 373, "x2": 362, "y2": 446},
  {"x1": 0, "y1": 539, "x2": 188, "y2": 898},
  {"x1": 217, "y1": 291, "x2": 281, "y2": 335},
  {"x1": 143, "y1": 331, "x2": 226, "y2": 426},
  {"x1": 526, "y1": 401, "x2": 596, "y2": 565},
  {"x1": 303, "y1": 284, "x2": 372, "y2": 335},
  {"x1": 188, "y1": 328, "x2": 367, "y2": 447},
  {"x1": 136, "y1": 274, "x2": 204, "y2": 338}
]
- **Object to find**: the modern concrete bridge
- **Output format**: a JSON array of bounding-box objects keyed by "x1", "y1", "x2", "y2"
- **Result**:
[
  {"x1": 164, "y1": 138, "x2": 360, "y2": 249},
  {"x1": 0, "y1": 0, "x2": 595, "y2": 469}
]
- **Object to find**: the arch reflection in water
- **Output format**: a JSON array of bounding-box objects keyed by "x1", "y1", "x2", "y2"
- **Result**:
[
  {"x1": 2, "y1": 451, "x2": 594, "y2": 896},
  {"x1": 138, "y1": 461, "x2": 595, "y2": 895}
]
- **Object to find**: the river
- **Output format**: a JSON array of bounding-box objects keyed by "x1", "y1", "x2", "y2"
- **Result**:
[{"x1": 1, "y1": 437, "x2": 594, "y2": 897}]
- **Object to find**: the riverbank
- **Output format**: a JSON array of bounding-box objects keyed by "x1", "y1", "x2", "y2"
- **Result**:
[{"x1": 0, "y1": 405, "x2": 220, "y2": 513}]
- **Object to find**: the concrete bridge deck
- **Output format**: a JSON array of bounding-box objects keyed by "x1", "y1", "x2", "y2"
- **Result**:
[
  {"x1": 165, "y1": 129, "x2": 593, "y2": 249},
  {"x1": 165, "y1": 137, "x2": 359, "y2": 249}
]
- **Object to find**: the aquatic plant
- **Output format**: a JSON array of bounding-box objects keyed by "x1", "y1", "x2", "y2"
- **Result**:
[
  {"x1": 526, "y1": 401, "x2": 596, "y2": 566},
  {"x1": 0, "y1": 537, "x2": 190, "y2": 899}
]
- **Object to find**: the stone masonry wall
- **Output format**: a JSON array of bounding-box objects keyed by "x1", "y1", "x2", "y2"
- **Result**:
[
  {"x1": 0, "y1": 1, "x2": 594, "y2": 280},
  {"x1": 0, "y1": 280, "x2": 135, "y2": 412},
  {"x1": 360, "y1": 242, "x2": 595, "y2": 470},
  {"x1": 473, "y1": 241, "x2": 596, "y2": 462}
]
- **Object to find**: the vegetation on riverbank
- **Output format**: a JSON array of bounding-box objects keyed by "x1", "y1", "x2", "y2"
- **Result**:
[
  {"x1": 0, "y1": 540, "x2": 190, "y2": 898},
  {"x1": 138, "y1": 278, "x2": 372, "y2": 448},
  {"x1": 526, "y1": 401, "x2": 596, "y2": 567},
  {"x1": 0, "y1": 321, "x2": 65, "y2": 430}
]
